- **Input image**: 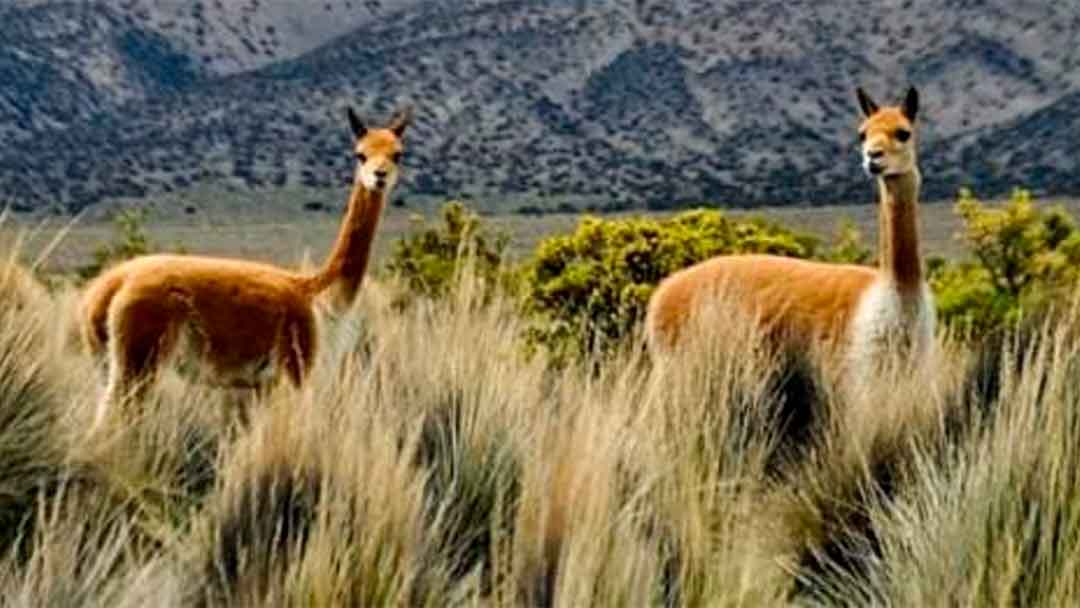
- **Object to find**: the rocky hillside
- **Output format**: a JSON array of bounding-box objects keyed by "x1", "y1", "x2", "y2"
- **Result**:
[{"x1": 1, "y1": 0, "x2": 1079, "y2": 214}]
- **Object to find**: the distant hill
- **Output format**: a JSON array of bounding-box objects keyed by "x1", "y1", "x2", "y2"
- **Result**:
[{"x1": 1, "y1": 1, "x2": 1079, "y2": 214}]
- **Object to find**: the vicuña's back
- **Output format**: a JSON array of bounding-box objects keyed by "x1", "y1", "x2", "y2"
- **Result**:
[
  {"x1": 647, "y1": 255, "x2": 878, "y2": 352},
  {"x1": 646, "y1": 87, "x2": 934, "y2": 385}
]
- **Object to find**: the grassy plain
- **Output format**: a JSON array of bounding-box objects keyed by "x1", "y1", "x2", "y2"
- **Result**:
[{"x1": 1, "y1": 193, "x2": 1079, "y2": 605}]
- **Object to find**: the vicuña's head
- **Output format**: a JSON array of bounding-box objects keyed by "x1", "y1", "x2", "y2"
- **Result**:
[
  {"x1": 856, "y1": 86, "x2": 919, "y2": 178},
  {"x1": 347, "y1": 106, "x2": 412, "y2": 193}
]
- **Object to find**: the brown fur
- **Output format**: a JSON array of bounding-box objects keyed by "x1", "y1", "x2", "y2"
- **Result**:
[
  {"x1": 646, "y1": 87, "x2": 928, "y2": 366},
  {"x1": 79, "y1": 108, "x2": 411, "y2": 427},
  {"x1": 647, "y1": 255, "x2": 878, "y2": 354}
]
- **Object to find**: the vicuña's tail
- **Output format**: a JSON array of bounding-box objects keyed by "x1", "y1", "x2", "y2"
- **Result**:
[{"x1": 80, "y1": 272, "x2": 125, "y2": 356}]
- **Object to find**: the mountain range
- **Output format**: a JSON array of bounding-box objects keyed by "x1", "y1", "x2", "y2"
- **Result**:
[{"x1": 1, "y1": 0, "x2": 1079, "y2": 215}]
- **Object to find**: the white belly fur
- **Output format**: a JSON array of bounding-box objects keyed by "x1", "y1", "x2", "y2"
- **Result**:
[{"x1": 846, "y1": 279, "x2": 935, "y2": 392}]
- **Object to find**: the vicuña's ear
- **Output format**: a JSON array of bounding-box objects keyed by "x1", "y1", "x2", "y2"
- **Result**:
[
  {"x1": 388, "y1": 106, "x2": 413, "y2": 137},
  {"x1": 856, "y1": 87, "x2": 879, "y2": 118},
  {"x1": 902, "y1": 86, "x2": 919, "y2": 122},
  {"x1": 347, "y1": 107, "x2": 367, "y2": 138}
]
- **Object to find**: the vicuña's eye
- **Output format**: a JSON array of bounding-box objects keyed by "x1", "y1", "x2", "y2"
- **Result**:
[
  {"x1": 858, "y1": 131, "x2": 867, "y2": 143},
  {"x1": 895, "y1": 129, "x2": 911, "y2": 142},
  {"x1": 356, "y1": 153, "x2": 367, "y2": 163},
  {"x1": 392, "y1": 152, "x2": 403, "y2": 164}
]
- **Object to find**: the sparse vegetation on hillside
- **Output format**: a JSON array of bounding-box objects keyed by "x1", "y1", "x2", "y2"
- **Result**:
[{"x1": 3, "y1": 2, "x2": 1080, "y2": 213}]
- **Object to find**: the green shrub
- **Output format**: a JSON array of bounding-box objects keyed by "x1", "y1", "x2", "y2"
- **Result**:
[
  {"x1": 929, "y1": 262, "x2": 1016, "y2": 335},
  {"x1": 386, "y1": 201, "x2": 511, "y2": 302},
  {"x1": 520, "y1": 209, "x2": 822, "y2": 360},
  {"x1": 387, "y1": 190, "x2": 1080, "y2": 354},
  {"x1": 956, "y1": 188, "x2": 1078, "y2": 297},
  {"x1": 824, "y1": 219, "x2": 874, "y2": 265},
  {"x1": 933, "y1": 188, "x2": 1080, "y2": 335},
  {"x1": 77, "y1": 208, "x2": 154, "y2": 281}
]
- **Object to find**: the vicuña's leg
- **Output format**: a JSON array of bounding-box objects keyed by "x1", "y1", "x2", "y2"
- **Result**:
[
  {"x1": 94, "y1": 295, "x2": 180, "y2": 430},
  {"x1": 278, "y1": 310, "x2": 317, "y2": 389}
]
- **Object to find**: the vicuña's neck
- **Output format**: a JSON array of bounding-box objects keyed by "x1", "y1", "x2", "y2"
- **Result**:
[
  {"x1": 307, "y1": 180, "x2": 386, "y2": 308},
  {"x1": 877, "y1": 168, "x2": 923, "y2": 292}
]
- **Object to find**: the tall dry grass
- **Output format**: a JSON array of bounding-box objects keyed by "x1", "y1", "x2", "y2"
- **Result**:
[{"x1": 0, "y1": 238, "x2": 1079, "y2": 606}]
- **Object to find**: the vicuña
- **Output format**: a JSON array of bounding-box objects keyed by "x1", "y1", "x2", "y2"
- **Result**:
[
  {"x1": 646, "y1": 87, "x2": 934, "y2": 393},
  {"x1": 80, "y1": 107, "x2": 411, "y2": 427}
]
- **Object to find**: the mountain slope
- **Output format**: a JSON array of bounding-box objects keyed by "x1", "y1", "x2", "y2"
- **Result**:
[
  {"x1": 0, "y1": 3, "x2": 202, "y2": 142},
  {"x1": 1, "y1": 1, "x2": 1079, "y2": 214}
]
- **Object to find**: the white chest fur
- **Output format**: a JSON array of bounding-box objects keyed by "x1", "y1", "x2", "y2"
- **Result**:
[{"x1": 846, "y1": 278, "x2": 935, "y2": 385}]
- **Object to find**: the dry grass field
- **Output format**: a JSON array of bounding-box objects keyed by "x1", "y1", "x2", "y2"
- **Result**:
[{"x1": 2, "y1": 210, "x2": 1080, "y2": 605}]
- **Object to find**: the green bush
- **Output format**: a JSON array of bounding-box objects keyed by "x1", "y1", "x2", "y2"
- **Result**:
[
  {"x1": 823, "y1": 219, "x2": 874, "y2": 265},
  {"x1": 386, "y1": 201, "x2": 511, "y2": 303},
  {"x1": 388, "y1": 190, "x2": 1080, "y2": 356},
  {"x1": 520, "y1": 209, "x2": 824, "y2": 360},
  {"x1": 932, "y1": 188, "x2": 1080, "y2": 335},
  {"x1": 77, "y1": 208, "x2": 154, "y2": 281}
]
